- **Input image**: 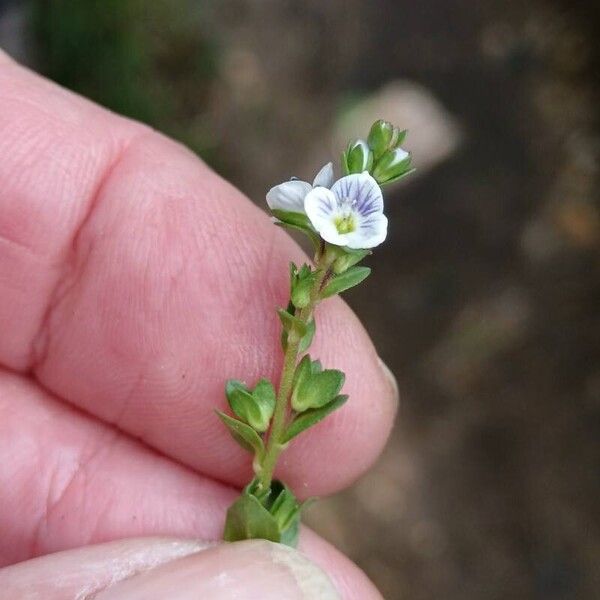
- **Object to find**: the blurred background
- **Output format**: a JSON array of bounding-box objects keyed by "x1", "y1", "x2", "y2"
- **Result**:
[{"x1": 1, "y1": 1, "x2": 598, "y2": 598}]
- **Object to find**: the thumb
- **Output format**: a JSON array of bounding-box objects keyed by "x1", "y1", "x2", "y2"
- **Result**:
[{"x1": 0, "y1": 538, "x2": 340, "y2": 599}]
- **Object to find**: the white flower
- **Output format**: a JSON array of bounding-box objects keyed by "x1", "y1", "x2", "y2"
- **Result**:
[
  {"x1": 304, "y1": 172, "x2": 387, "y2": 249},
  {"x1": 266, "y1": 162, "x2": 334, "y2": 213}
]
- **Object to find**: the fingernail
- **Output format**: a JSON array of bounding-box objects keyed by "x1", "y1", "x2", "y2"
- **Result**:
[
  {"x1": 97, "y1": 540, "x2": 340, "y2": 599},
  {"x1": 377, "y1": 356, "x2": 399, "y2": 409}
]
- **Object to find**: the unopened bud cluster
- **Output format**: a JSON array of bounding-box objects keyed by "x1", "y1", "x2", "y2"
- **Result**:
[{"x1": 343, "y1": 119, "x2": 413, "y2": 185}]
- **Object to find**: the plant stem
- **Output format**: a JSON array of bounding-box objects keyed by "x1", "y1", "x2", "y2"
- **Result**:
[{"x1": 257, "y1": 252, "x2": 332, "y2": 491}]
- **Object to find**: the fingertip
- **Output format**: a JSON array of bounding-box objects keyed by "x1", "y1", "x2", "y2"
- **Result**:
[{"x1": 96, "y1": 540, "x2": 339, "y2": 600}]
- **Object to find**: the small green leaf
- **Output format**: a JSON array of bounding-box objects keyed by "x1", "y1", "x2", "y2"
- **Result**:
[
  {"x1": 263, "y1": 481, "x2": 302, "y2": 548},
  {"x1": 298, "y1": 318, "x2": 315, "y2": 353},
  {"x1": 223, "y1": 492, "x2": 281, "y2": 543},
  {"x1": 310, "y1": 359, "x2": 322, "y2": 374},
  {"x1": 332, "y1": 248, "x2": 371, "y2": 274},
  {"x1": 321, "y1": 266, "x2": 371, "y2": 298},
  {"x1": 226, "y1": 379, "x2": 273, "y2": 433},
  {"x1": 277, "y1": 308, "x2": 307, "y2": 338},
  {"x1": 216, "y1": 410, "x2": 265, "y2": 458},
  {"x1": 292, "y1": 369, "x2": 345, "y2": 412},
  {"x1": 292, "y1": 355, "x2": 312, "y2": 400},
  {"x1": 280, "y1": 515, "x2": 300, "y2": 547},
  {"x1": 283, "y1": 395, "x2": 349, "y2": 443},
  {"x1": 252, "y1": 379, "x2": 276, "y2": 421}
]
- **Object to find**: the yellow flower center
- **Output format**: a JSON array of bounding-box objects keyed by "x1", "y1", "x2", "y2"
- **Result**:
[{"x1": 334, "y1": 214, "x2": 356, "y2": 234}]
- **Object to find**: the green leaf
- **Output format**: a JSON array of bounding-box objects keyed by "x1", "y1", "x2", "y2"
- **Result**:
[
  {"x1": 292, "y1": 369, "x2": 345, "y2": 412},
  {"x1": 271, "y1": 209, "x2": 314, "y2": 231},
  {"x1": 223, "y1": 492, "x2": 281, "y2": 543},
  {"x1": 216, "y1": 410, "x2": 265, "y2": 458},
  {"x1": 332, "y1": 248, "x2": 371, "y2": 274},
  {"x1": 277, "y1": 308, "x2": 307, "y2": 338},
  {"x1": 225, "y1": 379, "x2": 273, "y2": 433},
  {"x1": 292, "y1": 355, "x2": 312, "y2": 396},
  {"x1": 280, "y1": 515, "x2": 300, "y2": 547},
  {"x1": 283, "y1": 395, "x2": 349, "y2": 443},
  {"x1": 252, "y1": 379, "x2": 276, "y2": 421},
  {"x1": 298, "y1": 318, "x2": 315, "y2": 353},
  {"x1": 263, "y1": 480, "x2": 302, "y2": 548},
  {"x1": 321, "y1": 266, "x2": 371, "y2": 298}
]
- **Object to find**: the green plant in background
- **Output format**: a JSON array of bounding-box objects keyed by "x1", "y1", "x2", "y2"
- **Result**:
[
  {"x1": 30, "y1": 0, "x2": 219, "y2": 159},
  {"x1": 218, "y1": 120, "x2": 414, "y2": 546}
]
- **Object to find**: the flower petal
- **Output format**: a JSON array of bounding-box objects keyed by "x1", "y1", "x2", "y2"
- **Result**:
[
  {"x1": 312, "y1": 162, "x2": 335, "y2": 188},
  {"x1": 344, "y1": 212, "x2": 388, "y2": 249},
  {"x1": 331, "y1": 172, "x2": 383, "y2": 217},
  {"x1": 303, "y1": 186, "x2": 346, "y2": 243},
  {"x1": 266, "y1": 180, "x2": 312, "y2": 213}
]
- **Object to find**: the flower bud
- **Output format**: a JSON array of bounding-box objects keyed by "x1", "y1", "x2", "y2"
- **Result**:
[
  {"x1": 372, "y1": 147, "x2": 413, "y2": 184},
  {"x1": 343, "y1": 139, "x2": 373, "y2": 174},
  {"x1": 367, "y1": 119, "x2": 394, "y2": 159}
]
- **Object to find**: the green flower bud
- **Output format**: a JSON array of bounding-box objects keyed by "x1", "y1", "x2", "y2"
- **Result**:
[
  {"x1": 343, "y1": 139, "x2": 373, "y2": 174},
  {"x1": 367, "y1": 119, "x2": 394, "y2": 159},
  {"x1": 372, "y1": 147, "x2": 413, "y2": 185}
]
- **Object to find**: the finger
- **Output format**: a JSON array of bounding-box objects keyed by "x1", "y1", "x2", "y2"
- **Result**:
[
  {"x1": 0, "y1": 538, "x2": 209, "y2": 599},
  {"x1": 0, "y1": 371, "x2": 381, "y2": 599},
  {"x1": 0, "y1": 370, "x2": 234, "y2": 567},
  {"x1": 95, "y1": 541, "x2": 341, "y2": 600},
  {"x1": 0, "y1": 55, "x2": 397, "y2": 495},
  {"x1": 0, "y1": 539, "x2": 372, "y2": 600},
  {"x1": 0, "y1": 372, "x2": 382, "y2": 600}
]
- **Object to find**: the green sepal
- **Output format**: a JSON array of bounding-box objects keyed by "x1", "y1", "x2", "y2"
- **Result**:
[
  {"x1": 277, "y1": 308, "x2": 307, "y2": 338},
  {"x1": 298, "y1": 318, "x2": 315, "y2": 353},
  {"x1": 215, "y1": 410, "x2": 265, "y2": 459},
  {"x1": 271, "y1": 209, "x2": 314, "y2": 232},
  {"x1": 379, "y1": 167, "x2": 416, "y2": 186},
  {"x1": 321, "y1": 266, "x2": 371, "y2": 298},
  {"x1": 292, "y1": 368, "x2": 345, "y2": 412},
  {"x1": 283, "y1": 394, "x2": 349, "y2": 443},
  {"x1": 223, "y1": 491, "x2": 281, "y2": 543},
  {"x1": 372, "y1": 148, "x2": 413, "y2": 185}
]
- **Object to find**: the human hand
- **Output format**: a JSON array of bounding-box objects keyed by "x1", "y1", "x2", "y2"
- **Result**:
[{"x1": 0, "y1": 50, "x2": 397, "y2": 599}]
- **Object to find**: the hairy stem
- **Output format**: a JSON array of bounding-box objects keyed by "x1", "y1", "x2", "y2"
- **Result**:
[{"x1": 257, "y1": 251, "x2": 332, "y2": 491}]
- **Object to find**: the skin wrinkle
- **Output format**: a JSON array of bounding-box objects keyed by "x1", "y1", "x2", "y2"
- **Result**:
[
  {"x1": 29, "y1": 129, "x2": 151, "y2": 373},
  {"x1": 31, "y1": 421, "x2": 120, "y2": 557}
]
